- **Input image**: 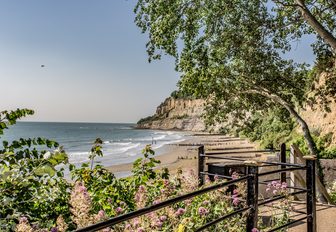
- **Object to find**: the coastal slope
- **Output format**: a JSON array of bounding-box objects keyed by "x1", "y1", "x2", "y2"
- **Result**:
[{"x1": 137, "y1": 97, "x2": 207, "y2": 131}]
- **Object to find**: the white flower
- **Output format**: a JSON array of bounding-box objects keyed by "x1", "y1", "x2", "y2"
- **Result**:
[{"x1": 43, "y1": 151, "x2": 51, "y2": 159}]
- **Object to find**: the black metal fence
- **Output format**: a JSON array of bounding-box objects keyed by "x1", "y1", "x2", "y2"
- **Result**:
[{"x1": 76, "y1": 144, "x2": 316, "y2": 232}]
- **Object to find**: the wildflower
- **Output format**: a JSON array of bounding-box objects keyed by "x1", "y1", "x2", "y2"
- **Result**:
[
  {"x1": 125, "y1": 224, "x2": 132, "y2": 229},
  {"x1": 56, "y1": 215, "x2": 68, "y2": 232},
  {"x1": 175, "y1": 208, "x2": 186, "y2": 216},
  {"x1": 273, "y1": 189, "x2": 278, "y2": 195},
  {"x1": 51, "y1": 228, "x2": 58, "y2": 232},
  {"x1": 19, "y1": 217, "x2": 28, "y2": 224},
  {"x1": 202, "y1": 200, "x2": 210, "y2": 205},
  {"x1": 233, "y1": 189, "x2": 239, "y2": 195},
  {"x1": 214, "y1": 174, "x2": 219, "y2": 181},
  {"x1": 115, "y1": 207, "x2": 123, "y2": 214},
  {"x1": 138, "y1": 185, "x2": 145, "y2": 192},
  {"x1": 252, "y1": 228, "x2": 259, "y2": 232},
  {"x1": 231, "y1": 172, "x2": 239, "y2": 180},
  {"x1": 159, "y1": 215, "x2": 167, "y2": 222},
  {"x1": 281, "y1": 182, "x2": 288, "y2": 190},
  {"x1": 137, "y1": 227, "x2": 145, "y2": 232},
  {"x1": 154, "y1": 219, "x2": 163, "y2": 228},
  {"x1": 232, "y1": 196, "x2": 240, "y2": 206},
  {"x1": 15, "y1": 217, "x2": 33, "y2": 232},
  {"x1": 153, "y1": 200, "x2": 161, "y2": 205},
  {"x1": 198, "y1": 207, "x2": 209, "y2": 216},
  {"x1": 132, "y1": 218, "x2": 140, "y2": 227}
]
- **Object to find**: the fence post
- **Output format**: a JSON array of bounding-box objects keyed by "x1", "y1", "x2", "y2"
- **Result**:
[
  {"x1": 245, "y1": 161, "x2": 259, "y2": 232},
  {"x1": 198, "y1": 145, "x2": 205, "y2": 187},
  {"x1": 280, "y1": 143, "x2": 287, "y2": 183},
  {"x1": 304, "y1": 156, "x2": 317, "y2": 232}
]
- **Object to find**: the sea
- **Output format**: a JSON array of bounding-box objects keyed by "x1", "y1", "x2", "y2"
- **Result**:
[{"x1": 0, "y1": 122, "x2": 190, "y2": 175}]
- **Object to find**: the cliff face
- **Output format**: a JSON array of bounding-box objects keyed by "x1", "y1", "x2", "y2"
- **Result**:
[
  {"x1": 137, "y1": 97, "x2": 207, "y2": 131},
  {"x1": 302, "y1": 72, "x2": 336, "y2": 144}
]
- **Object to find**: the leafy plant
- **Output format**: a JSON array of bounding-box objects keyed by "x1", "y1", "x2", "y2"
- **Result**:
[{"x1": 0, "y1": 110, "x2": 71, "y2": 231}]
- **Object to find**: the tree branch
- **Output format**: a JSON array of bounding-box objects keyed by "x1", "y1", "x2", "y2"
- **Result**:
[{"x1": 294, "y1": 0, "x2": 336, "y2": 51}]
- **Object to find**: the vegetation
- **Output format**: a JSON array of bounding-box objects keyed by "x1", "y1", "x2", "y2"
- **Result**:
[
  {"x1": 134, "y1": 0, "x2": 336, "y2": 166},
  {"x1": 1, "y1": 110, "x2": 295, "y2": 231}
]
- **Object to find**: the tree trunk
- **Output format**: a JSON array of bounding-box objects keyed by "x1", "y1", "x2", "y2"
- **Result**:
[
  {"x1": 246, "y1": 88, "x2": 328, "y2": 202},
  {"x1": 295, "y1": 0, "x2": 336, "y2": 52}
]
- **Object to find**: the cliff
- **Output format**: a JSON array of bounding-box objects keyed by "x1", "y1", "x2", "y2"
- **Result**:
[
  {"x1": 302, "y1": 71, "x2": 336, "y2": 144},
  {"x1": 137, "y1": 97, "x2": 207, "y2": 131}
]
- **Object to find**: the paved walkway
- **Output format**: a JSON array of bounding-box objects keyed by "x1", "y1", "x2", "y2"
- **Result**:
[{"x1": 288, "y1": 203, "x2": 336, "y2": 232}]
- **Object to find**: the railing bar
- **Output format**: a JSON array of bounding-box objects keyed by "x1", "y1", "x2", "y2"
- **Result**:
[
  {"x1": 266, "y1": 216, "x2": 308, "y2": 232},
  {"x1": 258, "y1": 167, "x2": 306, "y2": 177},
  {"x1": 258, "y1": 190, "x2": 307, "y2": 207},
  {"x1": 262, "y1": 203, "x2": 307, "y2": 215},
  {"x1": 202, "y1": 155, "x2": 306, "y2": 168},
  {"x1": 260, "y1": 160, "x2": 306, "y2": 168},
  {"x1": 75, "y1": 175, "x2": 249, "y2": 232},
  {"x1": 195, "y1": 206, "x2": 250, "y2": 231},
  {"x1": 258, "y1": 181, "x2": 307, "y2": 191},
  {"x1": 206, "y1": 150, "x2": 277, "y2": 155},
  {"x1": 200, "y1": 172, "x2": 233, "y2": 179},
  {"x1": 202, "y1": 155, "x2": 247, "y2": 162}
]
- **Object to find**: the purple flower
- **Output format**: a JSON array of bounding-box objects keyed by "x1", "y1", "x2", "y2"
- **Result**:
[
  {"x1": 51, "y1": 228, "x2": 58, "y2": 232},
  {"x1": 154, "y1": 219, "x2": 163, "y2": 228},
  {"x1": 175, "y1": 208, "x2": 186, "y2": 216},
  {"x1": 233, "y1": 189, "x2": 239, "y2": 195},
  {"x1": 98, "y1": 210, "x2": 105, "y2": 218},
  {"x1": 137, "y1": 227, "x2": 145, "y2": 232},
  {"x1": 231, "y1": 172, "x2": 239, "y2": 180},
  {"x1": 125, "y1": 224, "x2": 132, "y2": 229},
  {"x1": 153, "y1": 200, "x2": 161, "y2": 205},
  {"x1": 232, "y1": 196, "x2": 240, "y2": 206},
  {"x1": 133, "y1": 218, "x2": 140, "y2": 227},
  {"x1": 159, "y1": 215, "x2": 167, "y2": 222},
  {"x1": 202, "y1": 200, "x2": 210, "y2": 205},
  {"x1": 198, "y1": 207, "x2": 209, "y2": 216},
  {"x1": 19, "y1": 217, "x2": 28, "y2": 223},
  {"x1": 273, "y1": 189, "x2": 278, "y2": 195},
  {"x1": 138, "y1": 185, "x2": 145, "y2": 192},
  {"x1": 252, "y1": 228, "x2": 259, "y2": 232},
  {"x1": 214, "y1": 175, "x2": 219, "y2": 181},
  {"x1": 281, "y1": 182, "x2": 288, "y2": 189},
  {"x1": 115, "y1": 207, "x2": 123, "y2": 214}
]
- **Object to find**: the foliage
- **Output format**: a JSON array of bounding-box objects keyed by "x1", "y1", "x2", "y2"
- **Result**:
[
  {"x1": 327, "y1": 181, "x2": 336, "y2": 204},
  {"x1": 0, "y1": 109, "x2": 34, "y2": 135},
  {"x1": 137, "y1": 115, "x2": 160, "y2": 125},
  {"x1": 89, "y1": 138, "x2": 103, "y2": 169},
  {"x1": 134, "y1": 0, "x2": 332, "y2": 161},
  {"x1": 0, "y1": 110, "x2": 71, "y2": 231},
  {"x1": 289, "y1": 132, "x2": 336, "y2": 159},
  {"x1": 237, "y1": 108, "x2": 296, "y2": 149}
]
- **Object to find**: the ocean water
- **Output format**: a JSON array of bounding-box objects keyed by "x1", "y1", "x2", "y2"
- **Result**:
[{"x1": 0, "y1": 122, "x2": 190, "y2": 167}]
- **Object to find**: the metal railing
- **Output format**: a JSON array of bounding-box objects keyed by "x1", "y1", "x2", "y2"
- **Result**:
[{"x1": 76, "y1": 144, "x2": 316, "y2": 232}]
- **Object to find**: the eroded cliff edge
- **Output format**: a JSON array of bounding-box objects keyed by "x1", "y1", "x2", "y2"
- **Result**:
[{"x1": 136, "y1": 97, "x2": 207, "y2": 131}]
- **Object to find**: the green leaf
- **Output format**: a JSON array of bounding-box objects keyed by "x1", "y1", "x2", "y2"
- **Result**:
[{"x1": 34, "y1": 165, "x2": 56, "y2": 176}]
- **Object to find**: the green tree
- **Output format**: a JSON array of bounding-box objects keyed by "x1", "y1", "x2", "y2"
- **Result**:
[
  {"x1": 134, "y1": 0, "x2": 319, "y2": 156},
  {"x1": 271, "y1": 0, "x2": 336, "y2": 53}
]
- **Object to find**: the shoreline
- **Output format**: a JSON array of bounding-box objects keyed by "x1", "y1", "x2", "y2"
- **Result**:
[
  {"x1": 106, "y1": 136, "x2": 201, "y2": 177},
  {"x1": 106, "y1": 134, "x2": 258, "y2": 178}
]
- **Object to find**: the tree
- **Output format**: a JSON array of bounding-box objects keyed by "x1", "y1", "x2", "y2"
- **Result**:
[
  {"x1": 271, "y1": 0, "x2": 336, "y2": 53},
  {"x1": 135, "y1": 0, "x2": 320, "y2": 156}
]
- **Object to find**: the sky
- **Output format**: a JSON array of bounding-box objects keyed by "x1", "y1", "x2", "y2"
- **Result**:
[{"x1": 0, "y1": 0, "x2": 316, "y2": 123}]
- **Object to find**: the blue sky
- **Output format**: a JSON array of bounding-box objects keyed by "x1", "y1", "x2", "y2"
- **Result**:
[{"x1": 0, "y1": 0, "x2": 315, "y2": 123}]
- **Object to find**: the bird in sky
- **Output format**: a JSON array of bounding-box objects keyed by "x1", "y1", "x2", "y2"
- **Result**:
[{"x1": 41, "y1": 65, "x2": 45, "y2": 68}]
